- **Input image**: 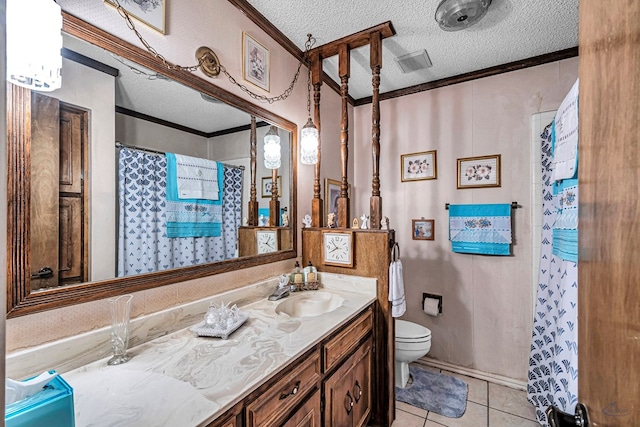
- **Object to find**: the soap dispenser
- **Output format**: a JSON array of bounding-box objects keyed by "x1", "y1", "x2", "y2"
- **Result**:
[
  {"x1": 290, "y1": 261, "x2": 303, "y2": 290},
  {"x1": 303, "y1": 261, "x2": 319, "y2": 290}
]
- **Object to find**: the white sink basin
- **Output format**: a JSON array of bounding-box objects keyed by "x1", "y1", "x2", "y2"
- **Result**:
[{"x1": 275, "y1": 291, "x2": 345, "y2": 318}]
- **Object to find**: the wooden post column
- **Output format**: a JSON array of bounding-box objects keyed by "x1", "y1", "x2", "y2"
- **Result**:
[
  {"x1": 248, "y1": 116, "x2": 258, "y2": 226},
  {"x1": 311, "y1": 52, "x2": 324, "y2": 227},
  {"x1": 369, "y1": 31, "x2": 383, "y2": 229},
  {"x1": 269, "y1": 167, "x2": 280, "y2": 226},
  {"x1": 337, "y1": 44, "x2": 351, "y2": 228}
]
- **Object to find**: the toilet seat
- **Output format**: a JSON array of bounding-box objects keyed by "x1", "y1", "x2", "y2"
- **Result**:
[{"x1": 396, "y1": 319, "x2": 431, "y2": 340}]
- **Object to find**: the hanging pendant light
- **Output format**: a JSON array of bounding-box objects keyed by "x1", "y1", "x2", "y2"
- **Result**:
[
  {"x1": 7, "y1": 0, "x2": 62, "y2": 91},
  {"x1": 300, "y1": 35, "x2": 319, "y2": 165},
  {"x1": 264, "y1": 125, "x2": 281, "y2": 169}
]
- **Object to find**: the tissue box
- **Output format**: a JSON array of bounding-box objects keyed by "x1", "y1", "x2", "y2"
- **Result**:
[{"x1": 5, "y1": 375, "x2": 75, "y2": 427}]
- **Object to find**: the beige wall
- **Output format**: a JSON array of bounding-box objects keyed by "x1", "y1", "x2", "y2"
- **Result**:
[{"x1": 352, "y1": 57, "x2": 579, "y2": 381}]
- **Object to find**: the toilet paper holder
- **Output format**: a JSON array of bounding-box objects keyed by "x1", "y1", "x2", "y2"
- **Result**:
[{"x1": 423, "y1": 293, "x2": 443, "y2": 315}]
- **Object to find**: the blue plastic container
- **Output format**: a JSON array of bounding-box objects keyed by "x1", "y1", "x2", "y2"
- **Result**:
[{"x1": 5, "y1": 373, "x2": 75, "y2": 427}]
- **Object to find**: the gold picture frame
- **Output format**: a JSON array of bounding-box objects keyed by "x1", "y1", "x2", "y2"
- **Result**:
[
  {"x1": 105, "y1": 0, "x2": 166, "y2": 34},
  {"x1": 324, "y1": 178, "x2": 350, "y2": 216},
  {"x1": 242, "y1": 32, "x2": 270, "y2": 92},
  {"x1": 457, "y1": 154, "x2": 501, "y2": 189},
  {"x1": 261, "y1": 176, "x2": 282, "y2": 198},
  {"x1": 401, "y1": 150, "x2": 437, "y2": 182}
]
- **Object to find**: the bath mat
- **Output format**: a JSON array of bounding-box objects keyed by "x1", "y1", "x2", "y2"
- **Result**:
[{"x1": 396, "y1": 365, "x2": 468, "y2": 418}]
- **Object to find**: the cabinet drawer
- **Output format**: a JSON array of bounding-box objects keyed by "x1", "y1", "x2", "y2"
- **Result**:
[
  {"x1": 246, "y1": 351, "x2": 321, "y2": 427},
  {"x1": 323, "y1": 307, "x2": 373, "y2": 372}
]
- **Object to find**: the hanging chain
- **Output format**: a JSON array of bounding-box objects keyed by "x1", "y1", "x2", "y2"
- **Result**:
[{"x1": 111, "y1": 0, "x2": 316, "y2": 104}]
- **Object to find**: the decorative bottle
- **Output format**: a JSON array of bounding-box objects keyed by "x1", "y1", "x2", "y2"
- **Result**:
[
  {"x1": 290, "y1": 261, "x2": 303, "y2": 290},
  {"x1": 303, "y1": 261, "x2": 318, "y2": 290}
]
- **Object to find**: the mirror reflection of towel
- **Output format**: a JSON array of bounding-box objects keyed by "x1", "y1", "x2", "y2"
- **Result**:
[
  {"x1": 171, "y1": 153, "x2": 220, "y2": 200},
  {"x1": 165, "y1": 153, "x2": 224, "y2": 238}
]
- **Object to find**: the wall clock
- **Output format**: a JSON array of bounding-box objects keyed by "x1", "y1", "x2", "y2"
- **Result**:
[
  {"x1": 322, "y1": 230, "x2": 354, "y2": 267},
  {"x1": 256, "y1": 229, "x2": 279, "y2": 254}
]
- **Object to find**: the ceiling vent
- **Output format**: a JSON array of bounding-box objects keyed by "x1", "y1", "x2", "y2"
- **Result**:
[
  {"x1": 394, "y1": 50, "x2": 433, "y2": 73},
  {"x1": 435, "y1": 0, "x2": 492, "y2": 31}
]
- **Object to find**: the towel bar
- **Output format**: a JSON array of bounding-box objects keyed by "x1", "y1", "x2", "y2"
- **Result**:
[{"x1": 445, "y1": 202, "x2": 519, "y2": 210}]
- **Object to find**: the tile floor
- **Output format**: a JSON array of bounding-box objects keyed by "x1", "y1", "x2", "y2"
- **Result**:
[{"x1": 392, "y1": 364, "x2": 539, "y2": 427}]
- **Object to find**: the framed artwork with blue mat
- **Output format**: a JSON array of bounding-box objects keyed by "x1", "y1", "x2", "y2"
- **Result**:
[{"x1": 395, "y1": 365, "x2": 468, "y2": 418}]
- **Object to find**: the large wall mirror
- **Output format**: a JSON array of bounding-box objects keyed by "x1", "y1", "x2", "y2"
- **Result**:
[{"x1": 6, "y1": 13, "x2": 297, "y2": 317}]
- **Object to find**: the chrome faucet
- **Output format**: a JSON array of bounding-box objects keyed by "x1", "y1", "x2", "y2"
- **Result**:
[{"x1": 268, "y1": 275, "x2": 291, "y2": 301}]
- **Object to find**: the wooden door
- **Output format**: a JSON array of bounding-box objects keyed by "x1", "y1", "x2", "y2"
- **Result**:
[
  {"x1": 30, "y1": 91, "x2": 60, "y2": 288},
  {"x1": 577, "y1": 1, "x2": 640, "y2": 425}
]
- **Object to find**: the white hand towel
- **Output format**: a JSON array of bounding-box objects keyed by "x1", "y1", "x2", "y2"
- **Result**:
[
  {"x1": 389, "y1": 260, "x2": 406, "y2": 317},
  {"x1": 174, "y1": 153, "x2": 219, "y2": 200}
]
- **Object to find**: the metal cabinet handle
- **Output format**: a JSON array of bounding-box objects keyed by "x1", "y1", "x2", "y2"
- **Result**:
[
  {"x1": 279, "y1": 381, "x2": 300, "y2": 400},
  {"x1": 353, "y1": 380, "x2": 362, "y2": 403},
  {"x1": 31, "y1": 266, "x2": 53, "y2": 279},
  {"x1": 344, "y1": 390, "x2": 354, "y2": 415}
]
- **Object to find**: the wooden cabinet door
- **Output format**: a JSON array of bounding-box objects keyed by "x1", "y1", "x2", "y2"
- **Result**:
[
  {"x1": 324, "y1": 368, "x2": 354, "y2": 427},
  {"x1": 351, "y1": 339, "x2": 372, "y2": 427},
  {"x1": 282, "y1": 390, "x2": 321, "y2": 427},
  {"x1": 323, "y1": 337, "x2": 373, "y2": 427}
]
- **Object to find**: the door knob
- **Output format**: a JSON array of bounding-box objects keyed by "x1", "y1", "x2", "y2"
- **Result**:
[
  {"x1": 546, "y1": 403, "x2": 590, "y2": 427},
  {"x1": 30, "y1": 266, "x2": 54, "y2": 279}
]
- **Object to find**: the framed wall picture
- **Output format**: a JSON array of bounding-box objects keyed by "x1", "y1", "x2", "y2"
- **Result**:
[
  {"x1": 412, "y1": 219, "x2": 435, "y2": 240},
  {"x1": 242, "y1": 32, "x2": 270, "y2": 92},
  {"x1": 104, "y1": 0, "x2": 166, "y2": 34},
  {"x1": 401, "y1": 150, "x2": 437, "y2": 182},
  {"x1": 261, "y1": 176, "x2": 282, "y2": 198},
  {"x1": 457, "y1": 154, "x2": 501, "y2": 189},
  {"x1": 324, "y1": 178, "x2": 350, "y2": 216}
]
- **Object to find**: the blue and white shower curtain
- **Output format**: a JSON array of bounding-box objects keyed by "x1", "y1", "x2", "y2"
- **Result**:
[
  {"x1": 117, "y1": 148, "x2": 243, "y2": 277},
  {"x1": 527, "y1": 124, "x2": 578, "y2": 425}
]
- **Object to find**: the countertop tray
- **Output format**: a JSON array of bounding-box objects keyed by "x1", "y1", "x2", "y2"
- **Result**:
[{"x1": 190, "y1": 311, "x2": 249, "y2": 339}]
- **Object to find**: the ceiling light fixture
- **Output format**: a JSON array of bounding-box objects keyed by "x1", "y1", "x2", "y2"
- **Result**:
[
  {"x1": 6, "y1": 0, "x2": 62, "y2": 91},
  {"x1": 435, "y1": 0, "x2": 492, "y2": 31},
  {"x1": 300, "y1": 35, "x2": 319, "y2": 165}
]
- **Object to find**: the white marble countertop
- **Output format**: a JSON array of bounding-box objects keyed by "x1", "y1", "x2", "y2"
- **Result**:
[{"x1": 61, "y1": 273, "x2": 377, "y2": 426}]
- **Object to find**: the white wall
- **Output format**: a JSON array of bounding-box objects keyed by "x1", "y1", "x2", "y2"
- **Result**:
[{"x1": 352, "y1": 58, "x2": 578, "y2": 381}]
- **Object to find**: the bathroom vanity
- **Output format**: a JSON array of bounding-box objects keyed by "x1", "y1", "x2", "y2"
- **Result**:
[{"x1": 42, "y1": 275, "x2": 378, "y2": 426}]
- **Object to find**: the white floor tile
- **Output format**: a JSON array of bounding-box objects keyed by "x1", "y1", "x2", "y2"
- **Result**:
[
  {"x1": 488, "y1": 383, "x2": 537, "y2": 421},
  {"x1": 393, "y1": 408, "x2": 427, "y2": 427},
  {"x1": 489, "y1": 408, "x2": 540, "y2": 427},
  {"x1": 427, "y1": 401, "x2": 488, "y2": 427},
  {"x1": 397, "y1": 400, "x2": 428, "y2": 418},
  {"x1": 442, "y1": 370, "x2": 488, "y2": 406}
]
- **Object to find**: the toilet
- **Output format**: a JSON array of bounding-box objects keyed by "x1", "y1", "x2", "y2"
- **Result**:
[{"x1": 395, "y1": 319, "x2": 432, "y2": 388}]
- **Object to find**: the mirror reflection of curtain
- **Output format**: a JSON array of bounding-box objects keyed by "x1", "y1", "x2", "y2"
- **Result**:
[{"x1": 117, "y1": 148, "x2": 243, "y2": 276}]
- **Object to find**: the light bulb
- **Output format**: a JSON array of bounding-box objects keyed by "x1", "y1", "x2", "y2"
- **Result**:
[{"x1": 300, "y1": 118, "x2": 319, "y2": 165}]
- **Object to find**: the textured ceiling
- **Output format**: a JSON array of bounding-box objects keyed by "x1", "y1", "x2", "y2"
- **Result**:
[{"x1": 246, "y1": 0, "x2": 579, "y2": 99}]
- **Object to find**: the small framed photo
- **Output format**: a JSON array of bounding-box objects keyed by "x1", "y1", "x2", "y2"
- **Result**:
[
  {"x1": 457, "y1": 154, "x2": 501, "y2": 189},
  {"x1": 401, "y1": 150, "x2": 437, "y2": 182},
  {"x1": 243, "y1": 32, "x2": 270, "y2": 92},
  {"x1": 104, "y1": 0, "x2": 166, "y2": 34},
  {"x1": 324, "y1": 178, "x2": 350, "y2": 216},
  {"x1": 412, "y1": 219, "x2": 435, "y2": 241},
  {"x1": 261, "y1": 176, "x2": 282, "y2": 198}
]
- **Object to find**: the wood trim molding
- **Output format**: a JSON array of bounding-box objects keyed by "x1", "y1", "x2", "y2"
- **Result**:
[
  {"x1": 354, "y1": 46, "x2": 579, "y2": 106},
  {"x1": 309, "y1": 21, "x2": 396, "y2": 60},
  {"x1": 226, "y1": 0, "x2": 355, "y2": 105},
  {"x1": 62, "y1": 47, "x2": 119, "y2": 77}
]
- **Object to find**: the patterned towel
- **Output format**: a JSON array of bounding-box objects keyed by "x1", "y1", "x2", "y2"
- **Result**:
[
  {"x1": 449, "y1": 204, "x2": 512, "y2": 255},
  {"x1": 552, "y1": 79, "x2": 579, "y2": 181},
  {"x1": 165, "y1": 153, "x2": 224, "y2": 238},
  {"x1": 552, "y1": 178, "x2": 578, "y2": 262},
  {"x1": 171, "y1": 152, "x2": 220, "y2": 200}
]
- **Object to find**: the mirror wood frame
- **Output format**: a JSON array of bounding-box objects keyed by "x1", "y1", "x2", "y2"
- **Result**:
[{"x1": 6, "y1": 12, "x2": 298, "y2": 318}]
